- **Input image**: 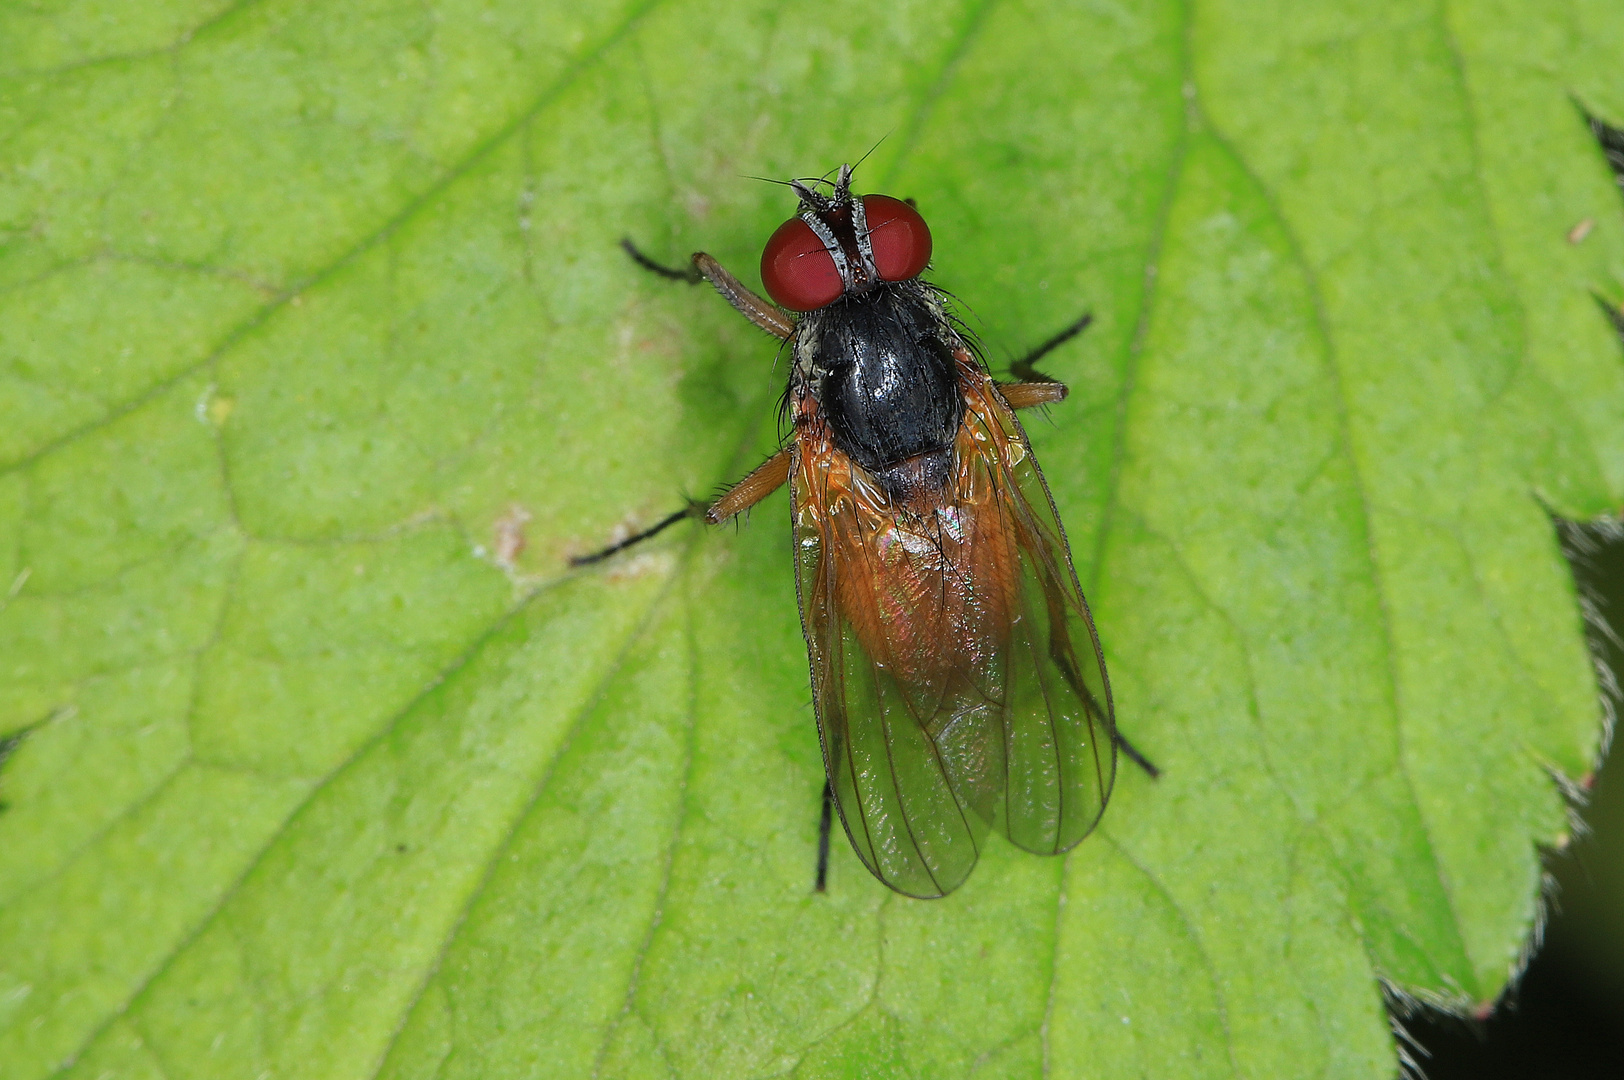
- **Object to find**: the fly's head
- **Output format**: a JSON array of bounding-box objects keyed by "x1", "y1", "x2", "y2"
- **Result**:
[
  {"x1": 759, "y1": 163, "x2": 933, "y2": 314},
  {"x1": 763, "y1": 167, "x2": 965, "y2": 477}
]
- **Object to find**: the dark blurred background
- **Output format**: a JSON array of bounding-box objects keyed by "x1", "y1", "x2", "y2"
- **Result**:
[{"x1": 1404, "y1": 517, "x2": 1624, "y2": 1078}]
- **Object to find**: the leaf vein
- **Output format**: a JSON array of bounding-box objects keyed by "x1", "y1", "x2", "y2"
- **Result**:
[
  {"x1": 1044, "y1": 34, "x2": 1194, "y2": 1067},
  {"x1": 1101, "y1": 832, "x2": 1241, "y2": 1078},
  {"x1": 1193, "y1": 102, "x2": 1475, "y2": 989},
  {"x1": 0, "y1": 0, "x2": 670, "y2": 482},
  {"x1": 44, "y1": 584, "x2": 555, "y2": 1078},
  {"x1": 881, "y1": 0, "x2": 1001, "y2": 186},
  {"x1": 588, "y1": 573, "x2": 702, "y2": 1079},
  {"x1": 367, "y1": 570, "x2": 687, "y2": 1080}
]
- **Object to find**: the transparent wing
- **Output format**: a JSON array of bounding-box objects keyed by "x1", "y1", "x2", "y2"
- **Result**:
[
  {"x1": 791, "y1": 374, "x2": 1116, "y2": 898},
  {"x1": 793, "y1": 475, "x2": 983, "y2": 898},
  {"x1": 976, "y1": 386, "x2": 1116, "y2": 855}
]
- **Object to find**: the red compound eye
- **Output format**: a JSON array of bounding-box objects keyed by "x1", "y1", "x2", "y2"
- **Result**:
[
  {"x1": 761, "y1": 217, "x2": 843, "y2": 311},
  {"x1": 863, "y1": 194, "x2": 931, "y2": 282}
]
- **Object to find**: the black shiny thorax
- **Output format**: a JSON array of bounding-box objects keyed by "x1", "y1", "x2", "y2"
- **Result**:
[{"x1": 792, "y1": 280, "x2": 963, "y2": 493}]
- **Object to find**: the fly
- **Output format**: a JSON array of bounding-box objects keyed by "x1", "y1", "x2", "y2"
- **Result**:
[{"x1": 574, "y1": 164, "x2": 1157, "y2": 898}]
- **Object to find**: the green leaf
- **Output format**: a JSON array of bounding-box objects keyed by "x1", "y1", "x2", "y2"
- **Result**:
[{"x1": 3, "y1": 1, "x2": 1622, "y2": 1077}]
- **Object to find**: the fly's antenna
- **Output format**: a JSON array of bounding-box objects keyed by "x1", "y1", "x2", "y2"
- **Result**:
[
  {"x1": 744, "y1": 173, "x2": 838, "y2": 210},
  {"x1": 744, "y1": 174, "x2": 800, "y2": 190},
  {"x1": 746, "y1": 135, "x2": 887, "y2": 201},
  {"x1": 789, "y1": 177, "x2": 834, "y2": 213},
  {"x1": 849, "y1": 132, "x2": 890, "y2": 177},
  {"x1": 790, "y1": 174, "x2": 839, "y2": 190},
  {"x1": 834, "y1": 163, "x2": 854, "y2": 193}
]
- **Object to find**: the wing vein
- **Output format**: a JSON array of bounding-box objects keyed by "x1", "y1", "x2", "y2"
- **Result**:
[{"x1": 874, "y1": 664, "x2": 946, "y2": 896}]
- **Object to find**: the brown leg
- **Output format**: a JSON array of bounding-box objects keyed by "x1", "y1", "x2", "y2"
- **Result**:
[
  {"x1": 692, "y1": 254, "x2": 797, "y2": 340},
  {"x1": 998, "y1": 381, "x2": 1070, "y2": 409},
  {"x1": 569, "y1": 448, "x2": 793, "y2": 566},
  {"x1": 621, "y1": 240, "x2": 795, "y2": 340},
  {"x1": 706, "y1": 447, "x2": 792, "y2": 523}
]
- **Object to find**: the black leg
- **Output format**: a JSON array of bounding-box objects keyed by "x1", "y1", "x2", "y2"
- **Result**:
[
  {"x1": 621, "y1": 238, "x2": 702, "y2": 282},
  {"x1": 815, "y1": 779, "x2": 833, "y2": 892},
  {"x1": 622, "y1": 241, "x2": 796, "y2": 339},
  {"x1": 569, "y1": 504, "x2": 702, "y2": 566},
  {"x1": 1080, "y1": 682, "x2": 1158, "y2": 780},
  {"x1": 1010, "y1": 312, "x2": 1093, "y2": 382},
  {"x1": 1116, "y1": 732, "x2": 1160, "y2": 779}
]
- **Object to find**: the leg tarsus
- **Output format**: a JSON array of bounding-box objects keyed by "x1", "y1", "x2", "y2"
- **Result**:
[
  {"x1": 621, "y1": 238, "x2": 702, "y2": 282},
  {"x1": 1010, "y1": 312, "x2": 1093, "y2": 382},
  {"x1": 1116, "y1": 731, "x2": 1160, "y2": 779},
  {"x1": 815, "y1": 779, "x2": 833, "y2": 893},
  {"x1": 620, "y1": 239, "x2": 795, "y2": 339},
  {"x1": 569, "y1": 501, "x2": 705, "y2": 566},
  {"x1": 573, "y1": 449, "x2": 791, "y2": 567}
]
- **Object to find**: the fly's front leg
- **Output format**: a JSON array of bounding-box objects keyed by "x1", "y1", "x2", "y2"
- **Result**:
[
  {"x1": 620, "y1": 240, "x2": 795, "y2": 340},
  {"x1": 693, "y1": 253, "x2": 796, "y2": 339},
  {"x1": 619, "y1": 239, "x2": 703, "y2": 282},
  {"x1": 569, "y1": 449, "x2": 793, "y2": 566}
]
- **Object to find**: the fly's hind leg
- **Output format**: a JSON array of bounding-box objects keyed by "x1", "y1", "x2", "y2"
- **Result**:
[
  {"x1": 815, "y1": 779, "x2": 833, "y2": 893},
  {"x1": 620, "y1": 239, "x2": 795, "y2": 339},
  {"x1": 568, "y1": 448, "x2": 793, "y2": 566},
  {"x1": 1116, "y1": 733, "x2": 1160, "y2": 779},
  {"x1": 1084, "y1": 684, "x2": 1161, "y2": 781}
]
